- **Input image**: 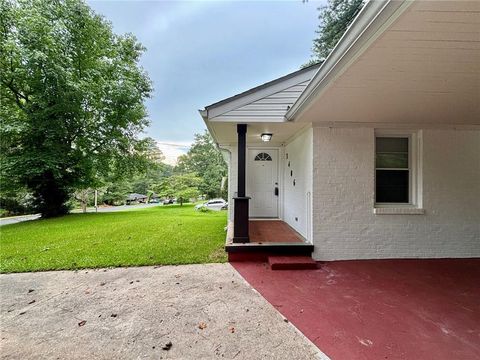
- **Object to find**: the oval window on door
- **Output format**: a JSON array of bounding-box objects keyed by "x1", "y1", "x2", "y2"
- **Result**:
[{"x1": 254, "y1": 152, "x2": 272, "y2": 161}]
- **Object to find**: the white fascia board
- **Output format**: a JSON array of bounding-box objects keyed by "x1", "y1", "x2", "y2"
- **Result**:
[
  {"x1": 209, "y1": 116, "x2": 287, "y2": 123},
  {"x1": 199, "y1": 109, "x2": 221, "y2": 146},
  {"x1": 286, "y1": 0, "x2": 413, "y2": 121},
  {"x1": 206, "y1": 69, "x2": 316, "y2": 120}
]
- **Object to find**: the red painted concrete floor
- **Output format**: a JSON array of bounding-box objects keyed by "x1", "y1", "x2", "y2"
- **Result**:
[
  {"x1": 249, "y1": 220, "x2": 304, "y2": 243},
  {"x1": 232, "y1": 259, "x2": 480, "y2": 360}
]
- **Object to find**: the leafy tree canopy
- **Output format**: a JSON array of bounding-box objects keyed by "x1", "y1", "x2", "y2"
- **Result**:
[
  {"x1": 143, "y1": 137, "x2": 165, "y2": 165},
  {"x1": 0, "y1": 0, "x2": 153, "y2": 217},
  {"x1": 156, "y1": 173, "x2": 201, "y2": 206},
  {"x1": 176, "y1": 131, "x2": 227, "y2": 199},
  {"x1": 305, "y1": 0, "x2": 364, "y2": 66},
  {"x1": 97, "y1": 140, "x2": 172, "y2": 206}
]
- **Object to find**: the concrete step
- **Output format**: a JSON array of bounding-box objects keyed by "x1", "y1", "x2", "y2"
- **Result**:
[
  {"x1": 226, "y1": 243, "x2": 314, "y2": 262},
  {"x1": 268, "y1": 256, "x2": 317, "y2": 270}
]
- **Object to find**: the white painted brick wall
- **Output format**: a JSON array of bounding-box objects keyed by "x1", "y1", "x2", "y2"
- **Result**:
[{"x1": 312, "y1": 127, "x2": 480, "y2": 260}]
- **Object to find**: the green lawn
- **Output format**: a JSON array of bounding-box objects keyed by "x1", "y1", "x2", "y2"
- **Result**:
[{"x1": 0, "y1": 205, "x2": 227, "y2": 273}]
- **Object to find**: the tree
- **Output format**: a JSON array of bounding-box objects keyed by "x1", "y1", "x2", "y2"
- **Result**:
[
  {"x1": 74, "y1": 188, "x2": 90, "y2": 213},
  {"x1": 305, "y1": 0, "x2": 364, "y2": 65},
  {"x1": 129, "y1": 160, "x2": 172, "y2": 199},
  {"x1": 98, "y1": 146, "x2": 172, "y2": 207},
  {"x1": 176, "y1": 131, "x2": 227, "y2": 199},
  {"x1": 100, "y1": 181, "x2": 131, "y2": 206},
  {"x1": 0, "y1": 187, "x2": 34, "y2": 217},
  {"x1": 0, "y1": 0, "x2": 153, "y2": 217},
  {"x1": 143, "y1": 137, "x2": 165, "y2": 165},
  {"x1": 156, "y1": 173, "x2": 201, "y2": 206}
]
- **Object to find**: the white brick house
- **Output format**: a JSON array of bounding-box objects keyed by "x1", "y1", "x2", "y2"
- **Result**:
[{"x1": 199, "y1": 0, "x2": 480, "y2": 261}]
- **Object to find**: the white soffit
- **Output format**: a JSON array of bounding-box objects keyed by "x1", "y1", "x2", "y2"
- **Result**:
[
  {"x1": 292, "y1": 0, "x2": 480, "y2": 126},
  {"x1": 207, "y1": 121, "x2": 309, "y2": 146}
]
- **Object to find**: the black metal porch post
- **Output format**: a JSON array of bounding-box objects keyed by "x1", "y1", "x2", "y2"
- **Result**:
[{"x1": 233, "y1": 124, "x2": 250, "y2": 243}]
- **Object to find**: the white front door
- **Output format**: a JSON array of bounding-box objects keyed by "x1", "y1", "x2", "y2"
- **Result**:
[{"x1": 247, "y1": 149, "x2": 279, "y2": 218}]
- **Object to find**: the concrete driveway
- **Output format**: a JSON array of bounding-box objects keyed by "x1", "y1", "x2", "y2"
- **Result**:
[{"x1": 0, "y1": 264, "x2": 325, "y2": 360}]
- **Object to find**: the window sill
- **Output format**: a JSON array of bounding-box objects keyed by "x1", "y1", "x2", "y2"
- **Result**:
[{"x1": 373, "y1": 207, "x2": 425, "y2": 215}]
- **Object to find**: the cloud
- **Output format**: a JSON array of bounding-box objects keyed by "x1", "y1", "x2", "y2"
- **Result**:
[
  {"x1": 143, "y1": 1, "x2": 212, "y2": 35},
  {"x1": 88, "y1": 0, "x2": 319, "y2": 149},
  {"x1": 156, "y1": 140, "x2": 191, "y2": 166}
]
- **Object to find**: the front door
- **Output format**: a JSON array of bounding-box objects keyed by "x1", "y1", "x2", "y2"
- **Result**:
[{"x1": 247, "y1": 149, "x2": 279, "y2": 218}]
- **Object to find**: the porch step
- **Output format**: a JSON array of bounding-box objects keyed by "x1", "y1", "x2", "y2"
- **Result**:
[
  {"x1": 226, "y1": 243, "x2": 314, "y2": 262},
  {"x1": 268, "y1": 256, "x2": 317, "y2": 270}
]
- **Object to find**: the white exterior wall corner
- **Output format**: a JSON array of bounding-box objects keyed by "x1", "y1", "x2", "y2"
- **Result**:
[
  {"x1": 224, "y1": 145, "x2": 238, "y2": 221},
  {"x1": 283, "y1": 128, "x2": 313, "y2": 240},
  {"x1": 312, "y1": 127, "x2": 480, "y2": 261}
]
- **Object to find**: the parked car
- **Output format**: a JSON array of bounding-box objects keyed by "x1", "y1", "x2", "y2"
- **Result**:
[
  {"x1": 163, "y1": 198, "x2": 175, "y2": 205},
  {"x1": 126, "y1": 193, "x2": 148, "y2": 205},
  {"x1": 195, "y1": 199, "x2": 228, "y2": 211},
  {"x1": 149, "y1": 193, "x2": 161, "y2": 203}
]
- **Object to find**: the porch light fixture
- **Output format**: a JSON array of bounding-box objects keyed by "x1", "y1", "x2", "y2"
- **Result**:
[{"x1": 261, "y1": 133, "x2": 272, "y2": 142}]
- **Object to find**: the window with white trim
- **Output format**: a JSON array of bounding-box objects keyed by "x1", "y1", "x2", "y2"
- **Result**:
[
  {"x1": 375, "y1": 136, "x2": 410, "y2": 203},
  {"x1": 254, "y1": 152, "x2": 272, "y2": 161}
]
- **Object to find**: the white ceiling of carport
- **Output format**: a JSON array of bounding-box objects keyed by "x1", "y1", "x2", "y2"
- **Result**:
[{"x1": 296, "y1": 1, "x2": 480, "y2": 126}]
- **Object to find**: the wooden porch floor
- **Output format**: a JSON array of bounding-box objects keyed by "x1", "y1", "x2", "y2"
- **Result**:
[{"x1": 249, "y1": 220, "x2": 304, "y2": 244}]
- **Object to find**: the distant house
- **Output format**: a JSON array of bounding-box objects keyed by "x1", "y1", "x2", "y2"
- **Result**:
[
  {"x1": 126, "y1": 193, "x2": 148, "y2": 205},
  {"x1": 200, "y1": 0, "x2": 480, "y2": 261}
]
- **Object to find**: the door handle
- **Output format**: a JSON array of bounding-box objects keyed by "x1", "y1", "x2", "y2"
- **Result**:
[{"x1": 274, "y1": 187, "x2": 279, "y2": 196}]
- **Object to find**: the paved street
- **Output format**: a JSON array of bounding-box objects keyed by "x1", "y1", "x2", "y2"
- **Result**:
[{"x1": 0, "y1": 204, "x2": 162, "y2": 227}]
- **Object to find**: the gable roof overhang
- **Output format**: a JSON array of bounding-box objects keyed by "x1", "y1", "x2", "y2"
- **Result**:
[
  {"x1": 200, "y1": 64, "x2": 321, "y2": 145},
  {"x1": 286, "y1": 0, "x2": 480, "y2": 127},
  {"x1": 202, "y1": 63, "x2": 321, "y2": 121}
]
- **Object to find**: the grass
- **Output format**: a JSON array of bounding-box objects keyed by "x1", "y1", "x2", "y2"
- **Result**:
[{"x1": 0, "y1": 204, "x2": 227, "y2": 273}]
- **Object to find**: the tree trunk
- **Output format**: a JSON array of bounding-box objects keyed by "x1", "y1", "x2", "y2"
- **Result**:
[
  {"x1": 31, "y1": 171, "x2": 70, "y2": 218},
  {"x1": 76, "y1": 189, "x2": 89, "y2": 213}
]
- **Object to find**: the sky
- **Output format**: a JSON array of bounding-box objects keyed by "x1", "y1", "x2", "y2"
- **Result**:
[{"x1": 87, "y1": 0, "x2": 324, "y2": 164}]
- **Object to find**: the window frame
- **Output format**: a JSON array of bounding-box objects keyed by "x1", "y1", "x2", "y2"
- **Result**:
[
  {"x1": 374, "y1": 130, "x2": 421, "y2": 208},
  {"x1": 254, "y1": 152, "x2": 272, "y2": 161}
]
